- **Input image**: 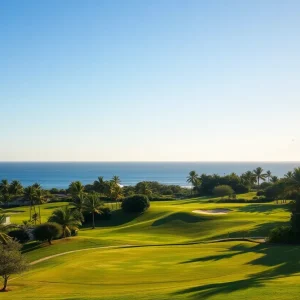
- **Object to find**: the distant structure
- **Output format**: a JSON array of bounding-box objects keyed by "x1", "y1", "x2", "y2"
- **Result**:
[{"x1": 3, "y1": 216, "x2": 11, "y2": 225}]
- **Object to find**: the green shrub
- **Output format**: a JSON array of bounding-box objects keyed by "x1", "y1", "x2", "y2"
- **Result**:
[
  {"x1": 8, "y1": 229, "x2": 30, "y2": 244},
  {"x1": 213, "y1": 185, "x2": 234, "y2": 197},
  {"x1": 268, "y1": 226, "x2": 296, "y2": 244},
  {"x1": 121, "y1": 194, "x2": 150, "y2": 213},
  {"x1": 33, "y1": 222, "x2": 62, "y2": 245},
  {"x1": 256, "y1": 190, "x2": 264, "y2": 196},
  {"x1": 234, "y1": 184, "x2": 249, "y2": 194}
]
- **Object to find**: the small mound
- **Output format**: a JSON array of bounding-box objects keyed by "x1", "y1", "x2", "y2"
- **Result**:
[{"x1": 192, "y1": 209, "x2": 231, "y2": 215}]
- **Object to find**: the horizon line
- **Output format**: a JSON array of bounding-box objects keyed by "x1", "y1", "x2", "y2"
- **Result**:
[{"x1": 1, "y1": 161, "x2": 300, "y2": 163}]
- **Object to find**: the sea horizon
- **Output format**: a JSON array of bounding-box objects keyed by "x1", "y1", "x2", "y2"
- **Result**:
[{"x1": 0, "y1": 161, "x2": 299, "y2": 189}]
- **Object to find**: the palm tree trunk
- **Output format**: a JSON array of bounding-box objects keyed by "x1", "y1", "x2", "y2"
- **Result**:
[
  {"x1": 92, "y1": 212, "x2": 95, "y2": 229},
  {"x1": 29, "y1": 203, "x2": 32, "y2": 221},
  {"x1": 39, "y1": 205, "x2": 41, "y2": 224}
]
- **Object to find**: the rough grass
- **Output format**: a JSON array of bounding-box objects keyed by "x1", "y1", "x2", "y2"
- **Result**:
[{"x1": 2, "y1": 194, "x2": 298, "y2": 299}]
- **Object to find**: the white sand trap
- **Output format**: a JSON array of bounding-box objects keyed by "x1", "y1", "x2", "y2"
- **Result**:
[{"x1": 192, "y1": 209, "x2": 231, "y2": 215}]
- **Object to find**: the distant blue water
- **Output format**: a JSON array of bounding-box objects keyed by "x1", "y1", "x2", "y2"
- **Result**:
[{"x1": 0, "y1": 162, "x2": 299, "y2": 189}]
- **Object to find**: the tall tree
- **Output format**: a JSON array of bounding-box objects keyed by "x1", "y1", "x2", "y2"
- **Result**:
[
  {"x1": 9, "y1": 180, "x2": 23, "y2": 197},
  {"x1": 24, "y1": 186, "x2": 37, "y2": 222},
  {"x1": 186, "y1": 171, "x2": 199, "y2": 186},
  {"x1": 111, "y1": 176, "x2": 121, "y2": 185},
  {"x1": 266, "y1": 170, "x2": 272, "y2": 182},
  {"x1": 111, "y1": 184, "x2": 123, "y2": 208},
  {"x1": 34, "y1": 189, "x2": 46, "y2": 224},
  {"x1": 0, "y1": 180, "x2": 10, "y2": 195},
  {"x1": 72, "y1": 191, "x2": 86, "y2": 213},
  {"x1": 285, "y1": 171, "x2": 293, "y2": 179},
  {"x1": 0, "y1": 180, "x2": 11, "y2": 207},
  {"x1": 136, "y1": 182, "x2": 152, "y2": 196},
  {"x1": 270, "y1": 176, "x2": 279, "y2": 184},
  {"x1": 84, "y1": 193, "x2": 103, "y2": 229},
  {"x1": 253, "y1": 167, "x2": 267, "y2": 188},
  {"x1": 0, "y1": 240, "x2": 28, "y2": 291},
  {"x1": 187, "y1": 171, "x2": 199, "y2": 194},
  {"x1": 69, "y1": 181, "x2": 84, "y2": 200},
  {"x1": 241, "y1": 171, "x2": 256, "y2": 189},
  {"x1": 286, "y1": 168, "x2": 300, "y2": 232},
  {"x1": 93, "y1": 176, "x2": 107, "y2": 194},
  {"x1": 48, "y1": 206, "x2": 81, "y2": 238}
]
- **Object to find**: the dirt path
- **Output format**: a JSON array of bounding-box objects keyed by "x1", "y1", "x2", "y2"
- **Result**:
[
  {"x1": 29, "y1": 237, "x2": 265, "y2": 266},
  {"x1": 30, "y1": 245, "x2": 133, "y2": 265},
  {"x1": 192, "y1": 209, "x2": 231, "y2": 215}
]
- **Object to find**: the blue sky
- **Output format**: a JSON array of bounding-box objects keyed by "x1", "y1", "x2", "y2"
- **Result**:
[{"x1": 1, "y1": 0, "x2": 300, "y2": 161}]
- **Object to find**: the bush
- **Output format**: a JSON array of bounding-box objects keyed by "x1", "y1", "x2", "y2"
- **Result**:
[
  {"x1": 121, "y1": 194, "x2": 150, "y2": 213},
  {"x1": 8, "y1": 229, "x2": 30, "y2": 244},
  {"x1": 213, "y1": 185, "x2": 234, "y2": 197},
  {"x1": 256, "y1": 190, "x2": 265, "y2": 196},
  {"x1": 260, "y1": 182, "x2": 272, "y2": 190},
  {"x1": 234, "y1": 184, "x2": 249, "y2": 194},
  {"x1": 268, "y1": 226, "x2": 298, "y2": 244},
  {"x1": 33, "y1": 222, "x2": 62, "y2": 245}
]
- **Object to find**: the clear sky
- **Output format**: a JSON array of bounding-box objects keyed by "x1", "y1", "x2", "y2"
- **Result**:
[{"x1": 1, "y1": 0, "x2": 300, "y2": 161}]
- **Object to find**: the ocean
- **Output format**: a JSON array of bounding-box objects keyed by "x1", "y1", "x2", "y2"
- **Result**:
[{"x1": 0, "y1": 162, "x2": 299, "y2": 189}]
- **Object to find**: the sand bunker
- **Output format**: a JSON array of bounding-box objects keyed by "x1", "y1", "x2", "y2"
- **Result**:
[{"x1": 192, "y1": 209, "x2": 231, "y2": 215}]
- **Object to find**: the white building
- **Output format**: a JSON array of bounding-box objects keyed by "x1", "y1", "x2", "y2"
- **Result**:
[{"x1": 3, "y1": 216, "x2": 11, "y2": 225}]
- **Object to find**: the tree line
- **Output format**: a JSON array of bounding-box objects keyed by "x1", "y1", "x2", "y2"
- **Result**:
[{"x1": 186, "y1": 167, "x2": 299, "y2": 198}]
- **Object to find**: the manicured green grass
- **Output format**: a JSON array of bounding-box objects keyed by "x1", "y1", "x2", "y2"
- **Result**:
[
  {"x1": 2, "y1": 194, "x2": 298, "y2": 299},
  {"x1": 4, "y1": 242, "x2": 300, "y2": 299}
]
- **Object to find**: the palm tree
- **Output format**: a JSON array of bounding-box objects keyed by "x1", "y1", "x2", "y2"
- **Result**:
[
  {"x1": 72, "y1": 192, "x2": 86, "y2": 213},
  {"x1": 187, "y1": 171, "x2": 199, "y2": 186},
  {"x1": 285, "y1": 171, "x2": 293, "y2": 179},
  {"x1": 286, "y1": 168, "x2": 300, "y2": 232},
  {"x1": 34, "y1": 189, "x2": 46, "y2": 224},
  {"x1": 266, "y1": 170, "x2": 272, "y2": 182},
  {"x1": 48, "y1": 206, "x2": 82, "y2": 237},
  {"x1": 24, "y1": 186, "x2": 37, "y2": 222},
  {"x1": 137, "y1": 182, "x2": 152, "y2": 196},
  {"x1": 0, "y1": 213, "x2": 12, "y2": 244},
  {"x1": 32, "y1": 183, "x2": 41, "y2": 190},
  {"x1": 187, "y1": 171, "x2": 199, "y2": 194},
  {"x1": 69, "y1": 181, "x2": 84, "y2": 200},
  {"x1": 286, "y1": 167, "x2": 300, "y2": 193},
  {"x1": 93, "y1": 176, "x2": 107, "y2": 194},
  {"x1": 241, "y1": 171, "x2": 256, "y2": 189},
  {"x1": 253, "y1": 167, "x2": 267, "y2": 188},
  {"x1": 0, "y1": 179, "x2": 10, "y2": 195},
  {"x1": 84, "y1": 193, "x2": 103, "y2": 229},
  {"x1": 111, "y1": 184, "x2": 123, "y2": 208},
  {"x1": 0, "y1": 179, "x2": 11, "y2": 207},
  {"x1": 111, "y1": 176, "x2": 121, "y2": 185},
  {"x1": 270, "y1": 176, "x2": 279, "y2": 184},
  {"x1": 9, "y1": 180, "x2": 23, "y2": 197}
]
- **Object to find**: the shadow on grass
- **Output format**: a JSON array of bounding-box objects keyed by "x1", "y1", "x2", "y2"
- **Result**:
[
  {"x1": 235, "y1": 203, "x2": 290, "y2": 214},
  {"x1": 81, "y1": 209, "x2": 142, "y2": 229},
  {"x1": 212, "y1": 221, "x2": 290, "y2": 241},
  {"x1": 43, "y1": 204, "x2": 69, "y2": 210},
  {"x1": 151, "y1": 212, "x2": 208, "y2": 227},
  {"x1": 174, "y1": 243, "x2": 300, "y2": 299}
]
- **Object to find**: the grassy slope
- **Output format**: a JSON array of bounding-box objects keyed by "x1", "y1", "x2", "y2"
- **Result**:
[
  {"x1": 3, "y1": 194, "x2": 299, "y2": 299},
  {"x1": 4, "y1": 194, "x2": 291, "y2": 262},
  {"x1": 4, "y1": 242, "x2": 300, "y2": 300}
]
